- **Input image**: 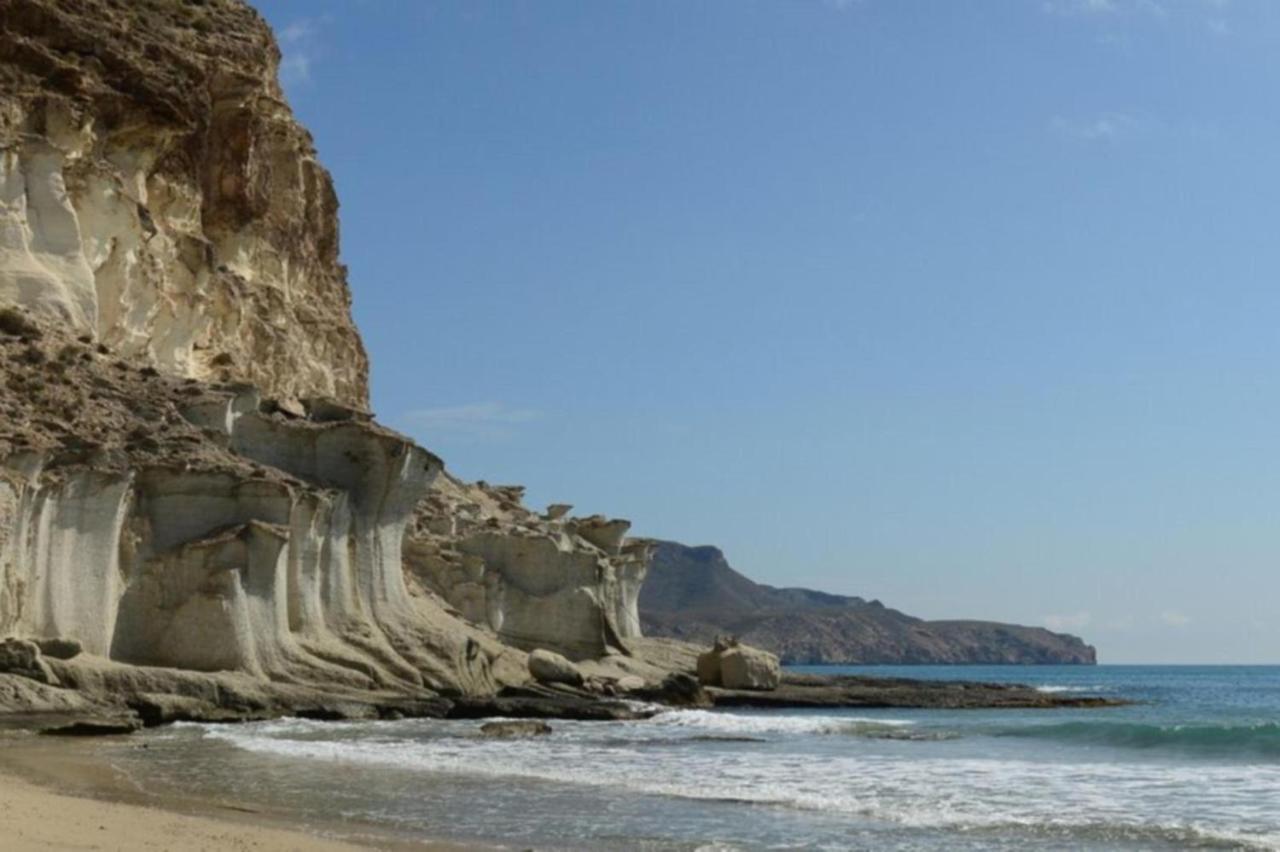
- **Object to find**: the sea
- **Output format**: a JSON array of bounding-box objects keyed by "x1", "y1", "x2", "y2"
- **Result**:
[{"x1": 96, "y1": 665, "x2": 1280, "y2": 850}]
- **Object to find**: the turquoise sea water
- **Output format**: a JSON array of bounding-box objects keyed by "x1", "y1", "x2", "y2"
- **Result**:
[{"x1": 104, "y1": 666, "x2": 1280, "y2": 850}]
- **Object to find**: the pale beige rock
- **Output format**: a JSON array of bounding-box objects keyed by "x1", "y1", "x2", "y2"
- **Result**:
[
  {"x1": 0, "y1": 319, "x2": 514, "y2": 705},
  {"x1": 405, "y1": 474, "x2": 654, "y2": 661},
  {"x1": 0, "y1": 0, "x2": 666, "y2": 722},
  {"x1": 720, "y1": 646, "x2": 781, "y2": 690},
  {"x1": 0, "y1": 0, "x2": 369, "y2": 407},
  {"x1": 528, "y1": 649, "x2": 585, "y2": 686},
  {"x1": 696, "y1": 637, "x2": 781, "y2": 691}
]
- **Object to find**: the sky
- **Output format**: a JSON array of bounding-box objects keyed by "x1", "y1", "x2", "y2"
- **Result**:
[{"x1": 253, "y1": 0, "x2": 1280, "y2": 664}]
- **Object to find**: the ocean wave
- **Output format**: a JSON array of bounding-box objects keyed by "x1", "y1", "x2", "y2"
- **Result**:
[
  {"x1": 998, "y1": 720, "x2": 1280, "y2": 758},
  {"x1": 191, "y1": 723, "x2": 1280, "y2": 849},
  {"x1": 1034, "y1": 684, "x2": 1108, "y2": 693},
  {"x1": 651, "y1": 709, "x2": 915, "y2": 737}
]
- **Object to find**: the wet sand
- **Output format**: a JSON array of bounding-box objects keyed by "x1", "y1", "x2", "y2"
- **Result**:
[{"x1": 0, "y1": 734, "x2": 482, "y2": 851}]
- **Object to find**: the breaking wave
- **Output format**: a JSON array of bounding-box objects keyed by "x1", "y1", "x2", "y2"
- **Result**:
[
  {"x1": 999, "y1": 720, "x2": 1280, "y2": 759},
  {"x1": 651, "y1": 709, "x2": 916, "y2": 737}
]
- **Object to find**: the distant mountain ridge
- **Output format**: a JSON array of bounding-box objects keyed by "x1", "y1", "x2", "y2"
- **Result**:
[{"x1": 640, "y1": 542, "x2": 1097, "y2": 665}]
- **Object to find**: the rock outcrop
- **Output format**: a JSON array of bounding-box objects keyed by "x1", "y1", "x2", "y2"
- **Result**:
[
  {"x1": 0, "y1": 0, "x2": 367, "y2": 407},
  {"x1": 0, "y1": 313, "x2": 519, "y2": 701},
  {"x1": 642, "y1": 541, "x2": 1099, "y2": 665},
  {"x1": 0, "y1": 0, "x2": 656, "y2": 726},
  {"x1": 405, "y1": 479, "x2": 652, "y2": 661}
]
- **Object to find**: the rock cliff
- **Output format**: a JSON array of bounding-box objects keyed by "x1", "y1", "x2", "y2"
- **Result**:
[
  {"x1": 641, "y1": 541, "x2": 1098, "y2": 665},
  {"x1": 0, "y1": 0, "x2": 659, "y2": 725},
  {"x1": 0, "y1": 0, "x2": 367, "y2": 406},
  {"x1": 407, "y1": 482, "x2": 651, "y2": 661}
]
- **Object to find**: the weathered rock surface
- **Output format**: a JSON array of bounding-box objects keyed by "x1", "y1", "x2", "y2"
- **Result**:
[
  {"x1": 449, "y1": 690, "x2": 657, "y2": 722},
  {"x1": 633, "y1": 672, "x2": 712, "y2": 708},
  {"x1": 406, "y1": 478, "x2": 652, "y2": 661},
  {"x1": 696, "y1": 637, "x2": 780, "y2": 691},
  {"x1": 707, "y1": 671, "x2": 1126, "y2": 710},
  {"x1": 527, "y1": 649, "x2": 585, "y2": 687},
  {"x1": 0, "y1": 0, "x2": 656, "y2": 728},
  {"x1": 0, "y1": 309, "x2": 545, "y2": 721},
  {"x1": 0, "y1": 0, "x2": 368, "y2": 406},
  {"x1": 642, "y1": 541, "x2": 1099, "y2": 665}
]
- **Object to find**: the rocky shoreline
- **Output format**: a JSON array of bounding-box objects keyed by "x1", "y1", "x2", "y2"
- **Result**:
[{"x1": 0, "y1": 660, "x2": 1127, "y2": 739}]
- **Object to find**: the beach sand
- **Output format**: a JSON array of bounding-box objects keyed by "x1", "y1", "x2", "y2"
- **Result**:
[
  {"x1": 0, "y1": 769, "x2": 367, "y2": 851},
  {"x1": 0, "y1": 735, "x2": 478, "y2": 851}
]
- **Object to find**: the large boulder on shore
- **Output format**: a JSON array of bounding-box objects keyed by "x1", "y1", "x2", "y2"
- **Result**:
[
  {"x1": 721, "y1": 646, "x2": 781, "y2": 690},
  {"x1": 696, "y1": 637, "x2": 781, "y2": 691},
  {"x1": 527, "y1": 649, "x2": 585, "y2": 686}
]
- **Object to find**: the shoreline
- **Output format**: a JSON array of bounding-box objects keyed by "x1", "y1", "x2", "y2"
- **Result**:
[
  {"x1": 0, "y1": 734, "x2": 486, "y2": 852},
  {"x1": 0, "y1": 669, "x2": 1126, "y2": 850}
]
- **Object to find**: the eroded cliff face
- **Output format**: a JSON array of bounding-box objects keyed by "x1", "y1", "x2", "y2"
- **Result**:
[
  {"x1": 0, "y1": 0, "x2": 368, "y2": 407},
  {"x1": 0, "y1": 316, "x2": 516, "y2": 703},
  {"x1": 407, "y1": 481, "x2": 652, "y2": 662},
  {"x1": 0, "y1": 0, "x2": 659, "y2": 724}
]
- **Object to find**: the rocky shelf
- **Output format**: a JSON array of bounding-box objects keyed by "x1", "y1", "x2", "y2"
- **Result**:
[{"x1": 707, "y1": 672, "x2": 1127, "y2": 710}]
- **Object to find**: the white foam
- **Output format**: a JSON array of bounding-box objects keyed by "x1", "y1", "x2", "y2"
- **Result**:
[
  {"x1": 191, "y1": 718, "x2": 1280, "y2": 851},
  {"x1": 650, "y1": 709, "x2": 915, "y2": 735}
]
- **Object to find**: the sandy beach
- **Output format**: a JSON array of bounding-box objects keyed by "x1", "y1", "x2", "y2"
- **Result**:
[
  {"x1": 0, "y1": 735, "x2": 477, "y2": 852},
  {"x1": 0, "y1": 769, "x2": 367, "y2": 851}
]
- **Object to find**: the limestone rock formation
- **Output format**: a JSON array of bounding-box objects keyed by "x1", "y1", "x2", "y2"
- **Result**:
[
  {"x1": 405, "y1": 478, "x2": 653, "y2": 661},
  {"x1": 0, "y1": 0, "x2": 658, "y2": 725},
  {"x1": 0, "y1": 0, "x2": 368, "y2": 407},
  {"x1": 0, "y1": 312, "x2": 519, "y2": 702}
]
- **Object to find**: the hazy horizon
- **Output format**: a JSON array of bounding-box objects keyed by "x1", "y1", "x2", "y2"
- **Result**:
[{"x1": 256, "y1": 0, "x2": 1280, "y2": 665}]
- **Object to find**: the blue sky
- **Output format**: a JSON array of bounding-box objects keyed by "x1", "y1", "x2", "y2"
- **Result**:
[{"x1": 254, "y1": 0, "x2": 1280, "y2": 664}]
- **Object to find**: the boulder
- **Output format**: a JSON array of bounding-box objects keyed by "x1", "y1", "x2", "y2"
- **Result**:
[
  {"x1": 527, "y1": 649, "x2": 585, "y2": 687},
  {"x1": 615, "y1": 675, "x2": 646, "y2": 692},
  {"x1": 720, "y1": 646, "x2": 781, "y2": 690},
  {"x1": 34, "y1": 637, "x2": 83, "y2": 660},
  {"x1": 696, "y1": 637, "x2": 780, "y2": 691},
  {"x1": 635, "y1": 672, "x2": 711, "y2": 708}
]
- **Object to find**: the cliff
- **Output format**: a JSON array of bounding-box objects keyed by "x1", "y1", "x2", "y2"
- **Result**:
[
  {"x1": 0, "y1": 0, "x2": 366, "y2": 406},
  {"x1": 641, "y1": 542, "x2": 1098, "y2": 665},
  {"x1": 407, "y1": 484, "x2": 651, "y2": 661},
  {"x1": 0, "y1": 0, "x2": 661, "y2": 727}
]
